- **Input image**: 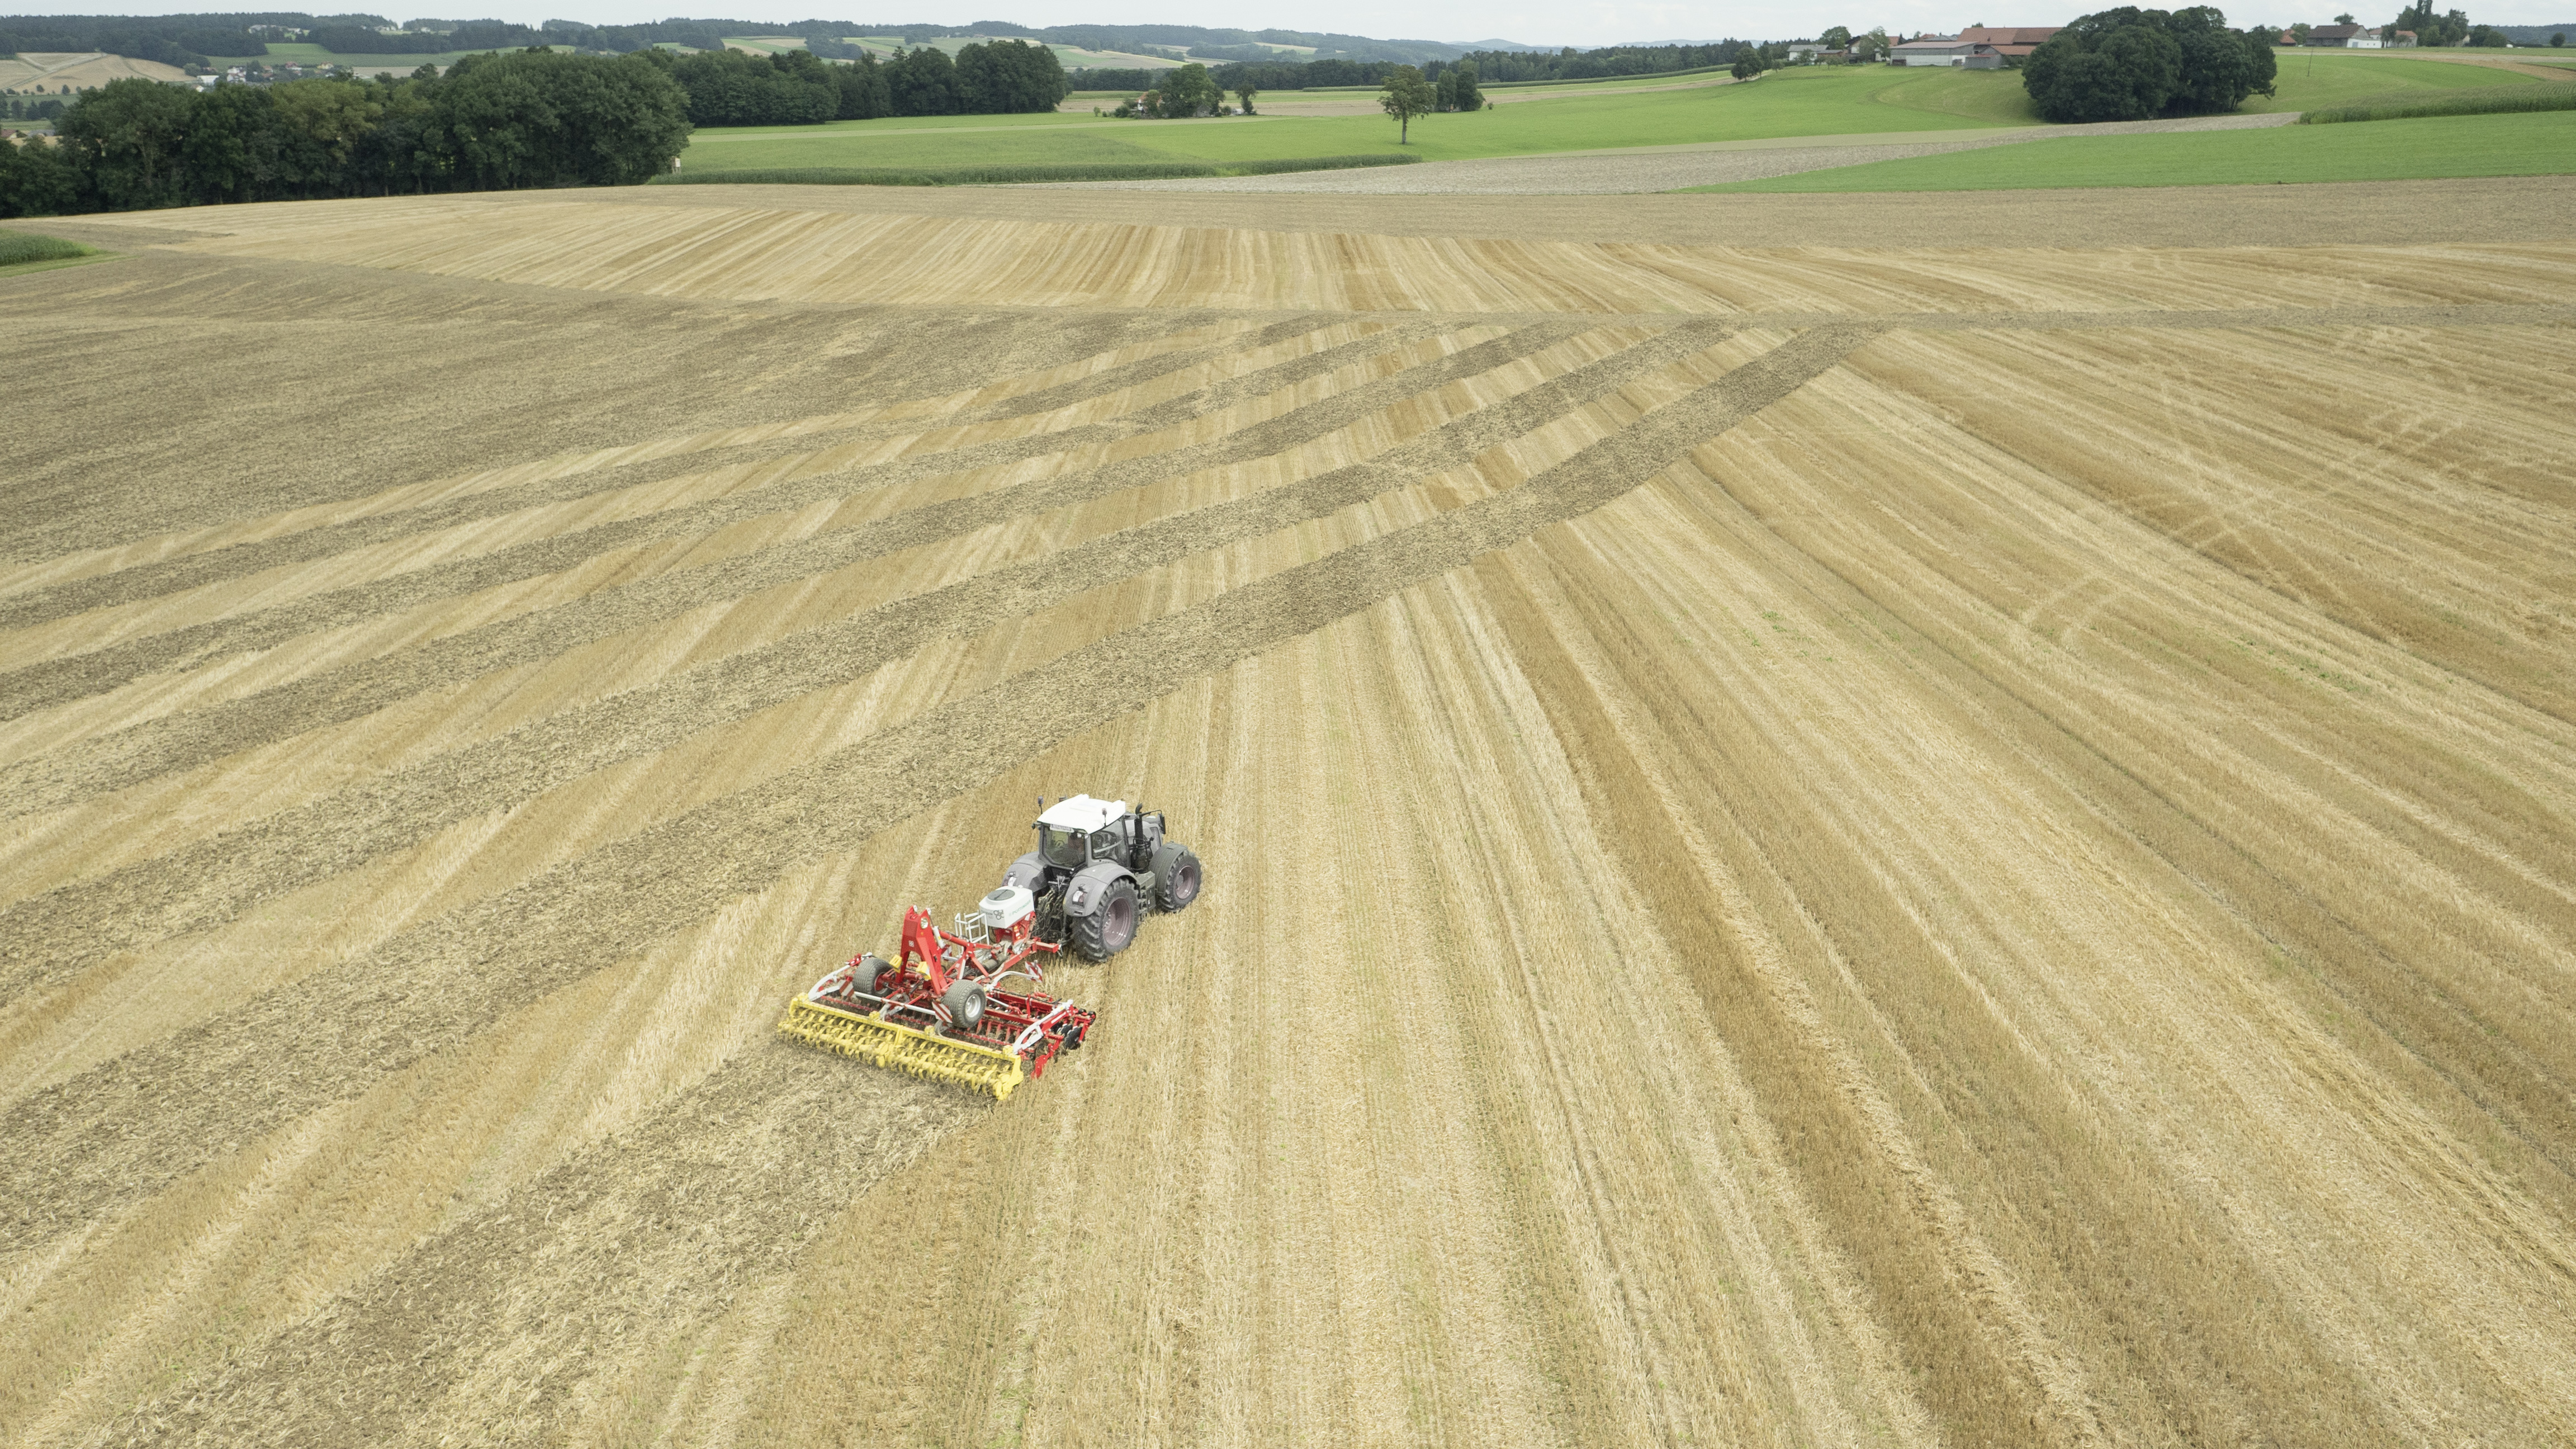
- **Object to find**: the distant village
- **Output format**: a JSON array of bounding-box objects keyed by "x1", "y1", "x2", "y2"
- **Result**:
[{"x1": 1791, "y1": 16, "x2": 2506, "y2": 69}]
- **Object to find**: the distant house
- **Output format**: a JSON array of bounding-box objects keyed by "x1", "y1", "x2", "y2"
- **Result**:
[
  {"x1": 2278, "y1": 28, "x2": 2300, "y2": 44},
  {"x1": 1954, "y1": 24, "x2": 2063, "y2": 56},
  {"x1": 1888, "y1": 32, "x2": 2033, "y2": 67},
  {"x1": 2391, "y1": 29, "x2": 2418, "y2": 45},
  {"x1": 2304, "y1": 22, "x2": 2383, "y2": 46},
  {"x1": 1888, "y1": 34, "x2": 1966, "y2": 64}
]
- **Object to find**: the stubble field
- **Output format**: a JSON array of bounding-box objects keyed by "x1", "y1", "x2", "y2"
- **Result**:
[{"x1": 2, "y1": 181, "x2": 2573, "y2": 1448}]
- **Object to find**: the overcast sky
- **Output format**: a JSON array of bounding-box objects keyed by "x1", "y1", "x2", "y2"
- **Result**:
[{"x1": 131, "y1": 1, "x2": 2576, "y2": 48}]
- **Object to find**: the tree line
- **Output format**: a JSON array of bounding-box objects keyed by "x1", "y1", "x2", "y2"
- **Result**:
[
  {"x1": 0, "y1": 49, "x2": 689, "y2": 217},
  {"x1": 0, "y1": 14, "x2": 1518, "y2": 72},
  {"x1": 1072, "y1": 39, "x2": 1777, "y2": 97},
  {"x1": 670, "y1": 39, "x2": 1067, "y2": 126}
]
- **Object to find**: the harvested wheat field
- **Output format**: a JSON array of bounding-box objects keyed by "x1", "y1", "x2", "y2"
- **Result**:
[{"x1": 2, "y1": 181, "x2": 2574, "y2": 1448}]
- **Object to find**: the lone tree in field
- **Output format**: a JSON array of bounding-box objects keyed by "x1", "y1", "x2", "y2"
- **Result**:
[
  {"x1": 1234, "y1": 83, "x2": 1258, "y2": 114},
  {"x1": 2023, "y1": 6, "x2": 2276, "y2": 122},
  {"x1": 1379, "y1": 64, "x2": 1435, "y2": 141},
  {"x1": 1151, "y1": 61, "x2": 1219, "y2": 117}
]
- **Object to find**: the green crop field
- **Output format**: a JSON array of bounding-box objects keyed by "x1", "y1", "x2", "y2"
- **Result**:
[
  {"x1": 1690, "y1": 108, "x2": 2576, "y2": 191},
  {"x1": 0, "y1": 229, "x2": 101, "y2": 273},
  {"x1": 681, "y1": 53, "x2": 2538, "y2": 177}
]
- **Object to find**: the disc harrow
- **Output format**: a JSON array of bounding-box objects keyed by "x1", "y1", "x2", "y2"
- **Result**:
[{"x1": 778, "y1": 891, "x2": 1095, "y2": 1101}]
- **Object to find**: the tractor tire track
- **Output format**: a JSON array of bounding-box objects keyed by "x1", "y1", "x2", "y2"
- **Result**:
[
  {"x1": 0, "y1": 319, "x2": 1592, "y2": 818},
  {"x1": 0, "y1": 314, "x2": 1368, "y2": 635},
  {"x1": 0, "y1": 315, "x2": 1464, "y2": 722},
  {"x1": 0, "y1": 324, "x2": 1865, "y2": 1268},
  {"x1": 0, "y1": 319, "x2": 1740, "y2": 998}
]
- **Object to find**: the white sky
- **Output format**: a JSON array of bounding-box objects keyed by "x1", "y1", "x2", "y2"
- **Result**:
[{"x1": 127, "y1": 2, "x2": 2576, "y2": 49}]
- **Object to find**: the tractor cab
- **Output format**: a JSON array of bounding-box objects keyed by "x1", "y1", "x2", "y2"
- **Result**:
[{"x1": 1034, "y1": 794, "x2": 1157, "y2": 873}]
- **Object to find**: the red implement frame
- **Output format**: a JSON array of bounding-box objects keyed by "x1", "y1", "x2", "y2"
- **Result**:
[{"x1": 803, "y1": 905, "x2": 1095, "y2": 1083}]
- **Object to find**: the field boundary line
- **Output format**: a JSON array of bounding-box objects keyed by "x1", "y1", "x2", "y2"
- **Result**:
[{"x1": 0, "y1": 325, "x2": 1864, "y2": 1259}]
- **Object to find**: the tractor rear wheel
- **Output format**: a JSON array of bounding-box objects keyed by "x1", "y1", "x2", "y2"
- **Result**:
[
  {"x1": 1072, "y1": 877, "x2": 1139, "y2": 962},
  {"x1": 1156, "y1": 850, "x2": 1201, "y2": 912}
]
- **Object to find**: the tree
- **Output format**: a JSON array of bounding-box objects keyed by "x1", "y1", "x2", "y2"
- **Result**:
[
  {"x1": 55, "y1": 77, "x2": 193, "y2": 209},
  {"x1": 0, "y1": 132, "x2": 82, "y2": 216},
  {"x1": 420, "y1": 50, "x2": 690, "y2": 190},
  {"x1": 888, "y1": 45, "x2": 961, "y2": 116},
  {"x1": 1233, "y1": 83, "x2": 1258, "y2": 115},
  {"x1": 2466, "y1": 23, "x2": 2508, "y2": 45},
  {"x1": 1378, "y1": 64, "x2": 1434, "y2": 141},
  {"x1": 1821, "y1": 25, "x2": 1854, "y2": 48},
  {"x1": 2554, "y1": 31, "x2": 2566, "y2": 45},
  {"x1": 1157, "y1": 61, "x2": 1219, "y2": 117},
  {"x1": 2024, "y1": 7, "x2": 2274, "y2": 122},
  {"x1": 2393, "y1": 3, "x2": 2470, "y2": 46},
  {"x1": 2333, "y1": 11, "x2": 2356, "y2": 22},
  {"x1": 1731, "y1": 53, "x2": 1765, "y2": 78},
  {"x1": 836, "y1": 52, "x2": 892, "y2": 119},
  {"x1": 955, "y1": 38, "x2": 1068, "y2": 114},
  {"x1": 178, "y1": 82, "x2": 287, "y2": 203},
  {"x1": 670, "y1": 46, "x2": 836, "y2": 126},
  {"x1": 1450, "y1": 60, "x2": 1482, "y2": 111}
]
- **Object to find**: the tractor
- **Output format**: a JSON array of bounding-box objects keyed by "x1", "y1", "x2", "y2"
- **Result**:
[{"x1": 1000, "y1": 795, "x2": 1201, "y2": 961}]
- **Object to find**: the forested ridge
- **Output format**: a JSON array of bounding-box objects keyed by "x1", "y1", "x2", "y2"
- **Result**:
[{"x1": 0, "y1": 14, "x2": 1536, "y2": 69}]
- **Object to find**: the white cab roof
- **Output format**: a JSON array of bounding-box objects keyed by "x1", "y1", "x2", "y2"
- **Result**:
[{"x1": 1036, "y1": 794, "x2": 1128, "y2": 832}]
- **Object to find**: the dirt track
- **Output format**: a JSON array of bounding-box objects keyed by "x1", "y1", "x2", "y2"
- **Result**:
[{"x1": 4, "y1": 184, "x2": 2574, "y2": 1447}]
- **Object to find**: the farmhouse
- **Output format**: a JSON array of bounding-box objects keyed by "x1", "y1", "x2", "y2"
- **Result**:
[
  {"x1": 1889, "y1": 34, "x2": 1967, "y2": 64},
  {"x1": 1889, "y1": 29, "x2": 2056, "y2": 66},
  {"x1": 2304, "y1": 22, "x2": 2384, "y2": 45},
  {"x1": 1955, "y1": 24, "x2": 2063, "y2": 55}
]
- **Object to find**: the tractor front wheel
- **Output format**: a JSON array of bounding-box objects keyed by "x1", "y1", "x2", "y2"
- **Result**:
[
  {"x1": 1156, "y1": 850, "x2": 1201, "y2": 912},
  {"x1": 1072, "y1": 877, "x2": 1139, "y2": 962}
]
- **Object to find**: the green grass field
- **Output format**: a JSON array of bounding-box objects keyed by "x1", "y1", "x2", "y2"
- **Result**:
[
  {"x1": 1690, "y1": 108, "x2": 2576, "y2": 191},
  {"x1": 679, "y1": 53, "x2": 2540, "y2": 177}
]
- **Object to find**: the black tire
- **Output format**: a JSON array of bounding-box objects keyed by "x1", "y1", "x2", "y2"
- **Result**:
[
  {"x1": 1072, "y1": 877, "x2": 1139, "y2": 962},
  {"x1": 941, "y1": 980, "x2": 986, "y2": 1035},
  {"x1": 1156, "y1": 849, "x2": 1202, "y2": 912},
  {"x1": 855, "y1": 954, "x2": 892, "y2": 997}
]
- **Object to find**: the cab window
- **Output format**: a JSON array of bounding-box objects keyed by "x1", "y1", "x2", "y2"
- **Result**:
[{"x1": 1040, "y1": 826, "x2": 1087, "y2": 868}]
